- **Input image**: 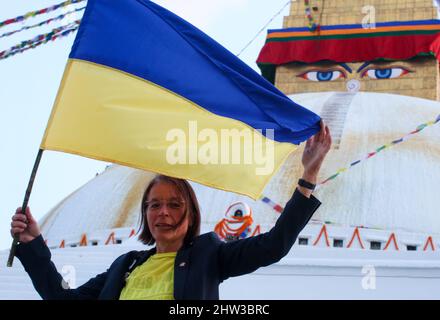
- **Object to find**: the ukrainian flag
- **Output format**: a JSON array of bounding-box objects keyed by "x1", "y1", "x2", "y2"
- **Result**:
[{"x1": 40, "y1": 0, "x2": 321, "y2": 199}]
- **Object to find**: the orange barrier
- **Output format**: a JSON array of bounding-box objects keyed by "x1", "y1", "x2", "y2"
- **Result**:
[
  {"x1": 313, "y1": 224, "x2": 330, "y2": 247},
  {"x1": 53, "y1": 229, "x2": 137, "y2": 248},
  {"x1": 79, "y1": 233, "x2": 88, "y2": 246},
  {"x1": 48, "y1": 227, "x2": 437, "y2": 254},
  {"x1": 105, "y1": 232, "x2": 116, "y2": 245},
  {"x1": 384, "y1": 233, "x2": 399, "y2": 251},
  {"x1": 250, "y1": 225, "x2": 261, "y2": 237},
  {"x1": 346, "y1": 227, "x2": 365, "y2": 249},
  {"x1": 423, "y1": 236, "x2": 436, "y2": 251},
  {"x1": 128, "y1": 229, "x2": 136, "y2": 238}
]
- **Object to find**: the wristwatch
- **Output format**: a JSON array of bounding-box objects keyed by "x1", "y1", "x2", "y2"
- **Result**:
[{"x1": 298, "y1": 178, "x2": 316, "y2": 190}]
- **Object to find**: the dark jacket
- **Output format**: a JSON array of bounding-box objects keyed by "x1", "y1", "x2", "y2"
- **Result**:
[{"x1": 15, "y1": 188, "x2": 321, "y2": 300}]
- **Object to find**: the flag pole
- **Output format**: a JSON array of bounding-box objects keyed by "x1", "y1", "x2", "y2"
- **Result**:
[{"x1": 7, "y1": 149, "x2": 44, "y2": 267}]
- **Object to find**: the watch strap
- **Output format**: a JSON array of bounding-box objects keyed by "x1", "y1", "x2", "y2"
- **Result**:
[{"x1": 298, "y1": 178, "x2": 316, "y2": 190}]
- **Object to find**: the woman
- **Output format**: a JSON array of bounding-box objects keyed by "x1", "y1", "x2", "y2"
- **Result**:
[{"x1": 11, "y1": 122, "x2": 332, "y2": 300}]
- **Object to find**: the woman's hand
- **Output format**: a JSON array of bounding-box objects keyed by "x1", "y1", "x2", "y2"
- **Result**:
[
  {"x1": 296, "y1": 120, "x2": 331, "y2": 198},
  {"x1": 10, "y1": 207, "x2": 41, "y2": 243},
  {"x1": 301, "y1": 120, "x2": 332, "y2": 184}
]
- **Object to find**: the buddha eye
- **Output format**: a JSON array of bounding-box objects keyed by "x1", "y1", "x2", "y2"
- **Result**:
[
  {"x1": 234, "y1": 209, "x2": 243, "y2": 217},
  {"x1": 298, "y1": 70, "x2": 346, "y2": 82},
  {"x1": 361, "y1": 67, "x2": 410, "y2": 79},
  {"x1": 225, "y1": 202, "x2": 251, "y2": 219}
]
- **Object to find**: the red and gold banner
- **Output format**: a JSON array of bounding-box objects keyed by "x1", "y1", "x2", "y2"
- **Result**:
[{"x1": 257, "y1": 20, "x2": 440, "y2": 83}]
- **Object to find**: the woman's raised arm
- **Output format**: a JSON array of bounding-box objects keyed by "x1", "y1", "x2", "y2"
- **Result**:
[{"x1": 217, "y1": 121, "x2": 332, "y2": 281}]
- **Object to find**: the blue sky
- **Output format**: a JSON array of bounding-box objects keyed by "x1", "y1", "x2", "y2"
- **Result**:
[{"x1": 0, "y1": 0, "x2": 291, "y2": 250}]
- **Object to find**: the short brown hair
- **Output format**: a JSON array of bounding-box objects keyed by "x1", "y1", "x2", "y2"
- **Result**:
[{"x1": 138, "y1": 175, "x2": 201, "y2": 246}]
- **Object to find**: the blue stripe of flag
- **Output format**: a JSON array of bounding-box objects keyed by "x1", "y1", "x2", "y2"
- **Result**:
[{"x1": 70, "y1": 0, "x2": 320, "y2": 144}]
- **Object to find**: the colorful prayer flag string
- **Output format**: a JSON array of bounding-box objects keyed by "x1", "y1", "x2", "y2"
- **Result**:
[
  {"x1": 262, "y1": 195, "x2": 387, "y2": 231},
  {"x1": 260, "y1": 114, "x2": 440, "y2": 220},
  {"x1": 0, "y1": 20, "x2": 81, "y2": 61},
  {"x1": 304, "y1": 0, "x2": 319, "y2": 32},
  {"x1": 317, "y1": 114, "x2": 440, "y2": 187},
  {"x1": 261, "y1": 196, "x2": 284, "y2": 213},
  {"x1": 0, "y1": 0, "x2": 85, "y2": 29},
  {"x1": 0, "y1": 6, "x2": 85, "y2": 39}
]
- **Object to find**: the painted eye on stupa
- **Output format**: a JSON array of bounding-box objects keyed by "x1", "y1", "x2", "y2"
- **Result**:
[
  {"x1": 225, "y1": 202, "x2": 251, "y2": 219},
  {"x1": 361, "y1": 67, "x2": 411, "y2": 79},
  {"x1": 298, "y1": 70, "x2": 346, "y2": 81},
  {"x1": 234, "y1": 209, "x2": 243, "y2": 217}
]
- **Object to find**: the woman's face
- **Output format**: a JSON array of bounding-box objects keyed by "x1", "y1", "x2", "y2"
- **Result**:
[{"x1": 146, "y1": 182, "x2": 190, "y2": 247}]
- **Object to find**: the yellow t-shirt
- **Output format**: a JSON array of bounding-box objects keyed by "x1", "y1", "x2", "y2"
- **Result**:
[{"x1": 119, "y1": 252, "x2": 176, "y2": 300}]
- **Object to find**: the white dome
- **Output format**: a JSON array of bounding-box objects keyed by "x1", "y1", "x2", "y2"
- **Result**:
[
  {"x1": 288, "y1": 91, "x2": 440, "y2": 234},
  {"x1": 39, "y1": 92, "x2": 440, "y2": 240},
  {"x1": 39, "y1": 166, "x2": 156, "y2": 240}
]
